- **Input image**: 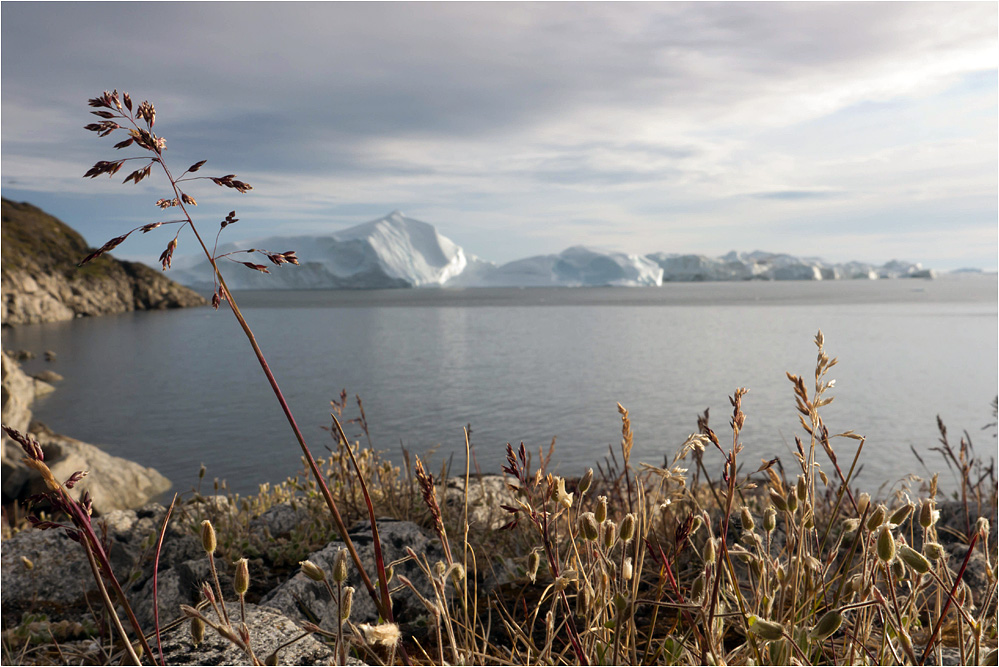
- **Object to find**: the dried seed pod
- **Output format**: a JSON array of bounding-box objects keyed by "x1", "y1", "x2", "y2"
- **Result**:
[
  {"x1": 867, "y1": 504, "x2": 887, "y2": 531},
  {"x1": 976, "y1": 516, "x2": 990, "y2": 541},
  {"x1": 527, "y1": 551, "x2": 541, "y2": 583},
  {"x1": 603, "y1": 520, "x2": 617, "y2": 550},
  {"x1": 763, "y1": 507, "x2": 777, "y2": 534},
  {"x1": 691, "y1": 573, "x2": 705, "y2": 600},
  {"x1": 580, "y1": 512, "x2": 599, "y2": 541},
  {"x1": 919, "y1": 499, "x2": 938, "y2": 529},
  {"x1": 332, "y1": 548, "x2": 349, "y2": 584},
  {"x1": 889, "y1": 503, "x2": 914, "y2": 528},
  {"x1": 233, "y1": 557, "x2": 249, "y2": 596},
  {"x1": 556, "y1": 477, "x2": 574, "y2": 510},
  {"x1": 786, "y1": 488, "x2": 798, "y2": 514},
  {"x1": 620, "y1": 513, "x2": 636, "y2": 543},
  {"x1": 877, "y1": 526, "x2": 896, "y2": 563},
  {"x1": 849, "y1": 573, "x2": 864, "y2": 592},
  {"x1": 923, "y1": 542, "x2": 945, "y2": 561},
  {"x1": 809, "y1": 610, "x2": 843, "y2": 642},
  {"x1": 340, "y1": 586, "x2": 354, "y2": 621},
  {"x1": 578, "y1": 468, "x2": 593, "y2": 495},
  {"x1": 891, "y1": 558, "x2": 906, "y2": 580},
  {"x1": 749, "y1": 616, "x2": 785, "y2": 641},
  {"x1": 300, "y1": 560, "x2": 326, "y2": 582},
  {"x1": 21, "y1": 557, "x2": 33, "y2": 570},
  {"x1": 898, "y1": 545, "x2": 931, "y2": 574},
  {"x1": 796, "y1": 475, "x2": 808, "y2": 503},
  {"x1": 200, "y1": 520, "x2": 216, "y2": 554},
  {"x1": 857, "y1": 492, "x2": 871, "y2": 515},
  {"x1": 769, "y1": 488, "x2": 788, "y2": 512},
  {"x1": 622, "y1": 557, "x2": 633, "y2": 581},
  {"x1": 190, "y1": 616, "x2": 205, "y2": 646},
  {"x1": 595, "y1": 495, "x2": 608, "y2": 523},
  {"x1": 704, "y1": 537, "x2": 717, "y2": 565},
  {"x1": 740, "y1": 506, "x2": 755, "y2": 532}
]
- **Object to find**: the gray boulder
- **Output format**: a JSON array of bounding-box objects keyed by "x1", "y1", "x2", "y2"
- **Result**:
[
  {"x1": 262, "y1": 519, "x2": 448, "y2": 627},
  {"x1": 157, "y1": 603, "x2": 336, "y2": 666}
]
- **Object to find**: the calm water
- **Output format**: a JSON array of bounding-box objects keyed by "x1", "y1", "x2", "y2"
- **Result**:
[{"x1": 6, "y1": 276, "x2": 997, "y2": 498}]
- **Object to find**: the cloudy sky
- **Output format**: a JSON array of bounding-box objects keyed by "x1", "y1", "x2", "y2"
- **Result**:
[{"x1": 2, "y1": 2, "x2": 996, "y2": 270}]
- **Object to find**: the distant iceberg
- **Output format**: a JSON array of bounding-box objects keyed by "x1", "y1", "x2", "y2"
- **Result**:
[
  {"x1": 170, "y1": 211, "x2": 935, "y2": 290},
  {"x1": 646, "y1": 250, "x2": 935, "y2": 282}
]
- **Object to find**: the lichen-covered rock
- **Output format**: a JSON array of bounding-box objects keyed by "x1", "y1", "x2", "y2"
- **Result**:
[
  {"x1": 1, "y1": 198, "x2": 206, "y2": 326},
  {"x1": 262, "y1": 519, "x2": 447, "y2": 626},
  {"x1": 443, "y1": 474, "x2": 517, "y2": 530},
  {"x1": 157, "y1": 603, "x2": 337, "y2": 666}
]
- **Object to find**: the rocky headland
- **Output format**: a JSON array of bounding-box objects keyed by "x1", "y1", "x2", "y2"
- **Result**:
[
  {"x1": 1, "y1": 199, "x2": 206, "y2": 512},
  {"x1": 1, "y1": 198, "x2": 206, "y2": 326}
]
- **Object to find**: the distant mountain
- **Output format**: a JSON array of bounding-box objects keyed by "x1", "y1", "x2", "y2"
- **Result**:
[
  {"x1": 170, "y1": 210, "x2": 938, "y2": 290},
  {"x1": 1, "y1": 199, "x2": 206, "y2": 325}
]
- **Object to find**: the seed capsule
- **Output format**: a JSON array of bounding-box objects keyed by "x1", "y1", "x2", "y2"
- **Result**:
[
  {"x1": 578, "y1": 468, "x2": 593, "y2": 495},
  {"x1": 857, "y1": 492, "x2": 870, "y2": 515},
  {"x1": 332, "y1": 548, "x2": 349, "y2": 584},
  {"x1": 889, "y1": 503, "x2": 914, "y2": 528},
  {"x1": 620, "y1": 513, "x2": 636, "y2": 543},
  {"x1": 200, "y1": 520, "x2": 217, "y2": 554},
  {"x1": 527, "y1": 551, "x2": 541, "y2": 583},
  {"x1": 923, "y1": 542, "x2": 945, "y2": 561},
  {"x1": 340, "y1": 586, "x2": 354, "y2": 621},
  {"x1": 580, "y1": 512, "x2": 599, "y2": 541},
  {"x1": 919, "y1": 499, "x2": 938, "y2": 529},
  {"x1": 300, "y1": 560, "x2": 326, "y2": 582},
  {"x1": 785, "y1": 488, "x2": 798, "y2": 514},
  {"x1": 595, "y1": 496, "x2": 608, "y2": 523},
  {"x1": 603, "y1": 520, "x2": 618, "y2": 549},
  {"x1": 796, "y1": 476, "x2": 808, "y2": 503},
  {"x1": 877, "y1": 526, "x2": 896, "y2": 563},
  {"x1": 769, "y1": 489, "x2": 787, "y2": 512},
  {"x1": 190, "y1": 616, "x2": 205, "y2": 646},
  {"x1": 763, "y1": 507, "x2": 776, "y2": 534},
  {"x1": 233, "y1": 557, "x2": 249, "y2": 596},
  {"x1": 898, "y1": 544, "x2": 931, "y2": 574},
  {"x1": 809, "y1": 610, "x2": 843, "y2": 642},
  {"x1": 867, "y1": 505, "x2": 887, "y2": 531},
  {"x1": 749, "y1": 616, "x2": 785, "y2": 641},
  {"x1": 740, "y1": 506, "x2": 755, "y2": 532},
  {"x1": 622, "y1": 557, "x2": 633, "y2": 581}
]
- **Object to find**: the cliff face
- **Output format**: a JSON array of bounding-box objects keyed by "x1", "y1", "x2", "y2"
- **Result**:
[{"x1": 1, "y1": 199, "x2": 206, "y2": 325}]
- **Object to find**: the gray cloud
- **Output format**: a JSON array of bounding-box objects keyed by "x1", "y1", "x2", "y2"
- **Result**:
[{"x1": 2, "y1": 2, "x2": 996, "y2": 269}]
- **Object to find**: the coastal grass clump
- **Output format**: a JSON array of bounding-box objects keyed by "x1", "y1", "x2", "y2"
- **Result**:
[{"x1": 2, "y1": 91, "x2": 996, "y2": 665}]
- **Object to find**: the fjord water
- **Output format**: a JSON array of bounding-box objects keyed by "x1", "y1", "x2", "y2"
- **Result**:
[{"x1": 8, "y1": 276, "x2": 996, "y2": 497}]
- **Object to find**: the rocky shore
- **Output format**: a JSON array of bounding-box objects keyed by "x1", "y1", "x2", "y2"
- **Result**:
[
  {"x1": 1, "y1": 349, "x2": 171, "y2": 512},
  {"x1": 1, "y1": 198, "x2": 206, "y2": 326}
]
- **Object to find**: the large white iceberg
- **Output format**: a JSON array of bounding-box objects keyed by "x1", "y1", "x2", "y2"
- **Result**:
[
  {"x1": 454, "y1": 246, "x2": 664, "y2": 287},
  {"x1": 172, "y1": 211, "x2": 489, "y2": 290}
]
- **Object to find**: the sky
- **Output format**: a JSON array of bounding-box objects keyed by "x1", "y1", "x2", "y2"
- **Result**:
[{"x1": 2, "y1": 2, "x2": 997, "y2": 271}]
